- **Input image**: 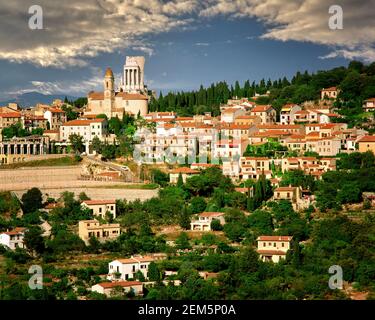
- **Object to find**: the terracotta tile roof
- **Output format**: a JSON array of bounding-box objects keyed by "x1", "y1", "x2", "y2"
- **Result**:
[
  {"x1": 115, "y1": 256, "x2": 155, "y2": 264},
  {"x1": 116, "y1": 92, "x2": 148, "y2": 100},
  {"x1": 275, "y1": 187, "x2": 297, "y2": 192},
  {"x1": 49, "y1": 108, "x2": 65, "y2": 113},
  {"x1": 2, "y1": 227, "x2": 26, "y2": 235},
  {"x1": 170, "y1": 167, "x2": 200, "y2": 174},
  {"x1": 257, "y1": 124, "x2": 301, "y2": 129},
  {"x1": 286, "y1": 158, "x2": 299, "y2": 163},
  {"x1": 0, "y1": 112, "x2": 21, "y2": 118},
  {"x1": 190, "y1": 163, "x2": 218, "y2": 168},
  {"x1": 235, "y1": 115, "x2": 258, "y2": 119},
  {"x1": 88, "y1": 92, "x2": 104, "y2": 100},
  {"x1": 288, "y1": 134, "x2": 306, "y2": 140},
  {"x1": 82, "y1": 200, "x2": 116, "y2": 205},
  {"x1": 96, "y1": 281, "x2": 142, "y2": 289},
  {"x1": 322, "y1": 86, "x2": 337, "y2": 91},
  {"x1": 257, "y1": 235, "x2": 293, "y2": 241},
  {"x1": 358, "y1": 135, "x2": 375, "y2": 143},
  {"x1": 365, "y1": 97, "x2": 375, "y2": 102},
  {"x1": 294, "y1": 110, "x2": 310, "y2": 115},
  {"x1": 221, "y1": 124, "x2": 251, "y2": 130},
  {"x1": 251, "y1": 105, "x2": 273, "y2": 113},
  {"x1": 62, "y1": 118, "x2": 105, "y2": 126}
]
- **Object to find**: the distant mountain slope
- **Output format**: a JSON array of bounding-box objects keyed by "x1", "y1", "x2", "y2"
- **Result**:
[{"x1": 0, "y1": 92, "x2": 78, "y2": 108}]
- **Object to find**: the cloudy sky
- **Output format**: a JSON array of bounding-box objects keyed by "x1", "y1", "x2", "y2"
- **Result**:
[{"x1": 0, "y1": 0, "x2": 374, "y2": 100}]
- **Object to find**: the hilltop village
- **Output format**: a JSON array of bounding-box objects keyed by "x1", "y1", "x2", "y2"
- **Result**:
[{"x1": 0, "y1": 58, "x2": 374, "y2": 300}]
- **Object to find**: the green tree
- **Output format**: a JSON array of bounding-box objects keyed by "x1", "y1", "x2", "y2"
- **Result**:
[
  {"x1": 24, "y1": 226, "x2": 45, "y2": 255},
  {"x1": 69, "y1": 134, "x2": 85, "y2": 154},
  {"x1": 175, "y1": 232, "x2": 191, "y2": 250},
  {"x1": 148, "y1": 262, "x2": 162, "y2": 282},
  {"x1": 179, "y1": 205, "x2": 191, "y2": 230},
  {"x1": 189, "y1": 197, "x2": 207, "y2": 214},
  {"x1": 176, "y1": 173, "x2": 184, "y2": 188},
  {"x1": 21, "y1": 188, "x2": 43, "y2": 214},
  {"x1": 91, "y1": 136, "x2": 102, "y2": 154},
  {"x1": 210, "y1": 219, "x2": 223, "y2": 231}
]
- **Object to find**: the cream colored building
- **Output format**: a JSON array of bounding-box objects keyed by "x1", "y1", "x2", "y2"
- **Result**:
[
  {"x1": 321, "y1": 86, "x2": 339, "y2": 99},
  {"x1": 273, "y1": 186, "x2": 311, "y2": 211},
  {"x1": 169, "y1": 167, "x2": 200, "y2": 183},
  {"x1": 78, "y1": 220, "x2": 120, "y2": 244},
  {"x1": 81, "y1": 200, "x2": 117, "y2": 220},
  {"x1": 249, "y1": 105, "x2": 276, "y2": 124},
  {"x1": 60, "y1": 118, "x2": 108, "y2": 143},
  {"x1": 358, "y1": 135, "x2": 375, "y2": 153},
  {"x1": 0, "y1": 112, "x2": 22, "y2": 131},
  {"x1": 257, "y1": 236, "x2": 293, "y2": 263},
  {"x1": 190, "y1": 212, "x2": 225, "y2": 231},
  {"x1": 85, "y1": 57, "x2": 149, "y2": 120},
  {"x1": 220, "y1": 107, "x2": 246, "y2": 123},
  {"x1": 91, "y1": 281, "x2": 143, "y2": 297}
]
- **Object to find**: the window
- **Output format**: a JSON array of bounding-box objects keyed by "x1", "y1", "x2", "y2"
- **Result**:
[{"x1": 273, "y1": 242, "x2": 276, "y2": 247}]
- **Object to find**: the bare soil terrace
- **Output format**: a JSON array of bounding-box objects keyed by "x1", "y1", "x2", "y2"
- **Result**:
[{"x1": 0, "y1": 165, "x2": 158, "y2": 201}]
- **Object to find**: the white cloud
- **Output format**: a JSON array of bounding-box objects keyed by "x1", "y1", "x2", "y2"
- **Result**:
[
  {"x1": 8, "y1": 72, "x2": 105, "y2": 97},
  {"x1": 198, "y1": 0, "x2": 375, "y2": 62},
  {"x1": 194, "y1": 42, "x2": 210, "y2": 46},
  {"x1": 0, "y1": 0, "x2": 195, "y2": 68},
  {"x1": 0, "y1": 0, "x2": 374, "y2": 69}
]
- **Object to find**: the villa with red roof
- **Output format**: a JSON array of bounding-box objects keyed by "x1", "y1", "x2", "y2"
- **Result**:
[
  {"x1": 169, "y1": 167, "x2": 200, "y2": 184},
  {"x1": 257, "y1": 236, "x2": 293, "y2": 263},
  {"x1": 0, "y1": 227, "x2": 27, "y2": 250},
  {"x1": 249, "y1": 105, "x2": 276, "y2": 124},
  {"x1": 91, "y1": 281, "x2": 143, "y2": 296}
]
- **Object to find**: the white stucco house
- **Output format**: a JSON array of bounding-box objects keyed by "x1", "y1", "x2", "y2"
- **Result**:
[
  {"x1": 0, "y1": 227, "x2": 27, "y2": 250},
  {"x1": 107, "y1": 254, "x2": 166, "y2": 281}
]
